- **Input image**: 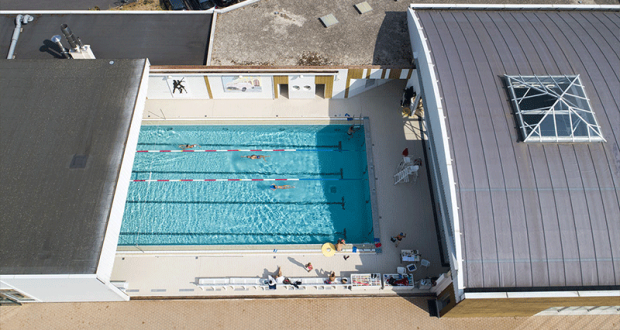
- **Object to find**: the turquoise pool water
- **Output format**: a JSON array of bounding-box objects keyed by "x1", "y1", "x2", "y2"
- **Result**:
[{"x1": 119, "y1": 125, "x2": 373, "y2": 245}]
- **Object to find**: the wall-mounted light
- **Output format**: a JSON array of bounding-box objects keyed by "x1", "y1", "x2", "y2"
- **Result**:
[{"x1": 299, "y1": 75, "x2": 304, "y2": 79}]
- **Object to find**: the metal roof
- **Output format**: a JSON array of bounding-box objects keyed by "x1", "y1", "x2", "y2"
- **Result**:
[
  {"x1": 0, "y1": 14, "x2": 212, "y2": 65},
  {"x1": 416, "y1": 9, "x2": 620, "y2": 289},
  {"x1": 0, "y1": 59, "x2": 146, "y2": 275}
]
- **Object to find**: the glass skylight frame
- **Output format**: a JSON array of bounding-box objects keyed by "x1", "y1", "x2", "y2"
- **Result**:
[{"x1": 505, "y1": 75, "x2": 605, "y2": 143}]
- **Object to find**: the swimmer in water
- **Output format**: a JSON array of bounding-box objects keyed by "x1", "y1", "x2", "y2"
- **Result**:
[
  {"x1": 270, "y1": 184, "x2": 294, "y2": 190},
  {"x1": 179, "y1": 144, "x2": 198, "y2": 150},
  {"x1": 241, "y1": 155, "x2": 270, "y2": 161},
  {"x1": 347, "y1": 125, "x2": 360, "y2": 139}
]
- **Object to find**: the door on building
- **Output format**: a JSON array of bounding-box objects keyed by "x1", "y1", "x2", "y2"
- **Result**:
[
  {"x1": 273, "y1": 76, "x2": 289, "y2": 99},
  {"x1": 315, "y1": 84, "x2": 326, "y2": 98},
  {"x1": 314, "y1": 76, "x2": 333, "y2": 99}
]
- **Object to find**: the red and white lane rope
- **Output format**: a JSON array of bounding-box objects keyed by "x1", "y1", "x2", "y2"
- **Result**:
[
  {"x1": 131, "y1": 178, "x2": 355, "y2": 182},
  {"x1": 133, "y1": 178, "x2": 299, "y2": 182},
  {"x1": 137, "y1": 149, "x2": 297, "y2": 153}
]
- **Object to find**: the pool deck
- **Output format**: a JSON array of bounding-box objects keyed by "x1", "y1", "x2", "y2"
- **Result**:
[{"x1": 111, "y1": 80, "x2": 448, "y2": 297}]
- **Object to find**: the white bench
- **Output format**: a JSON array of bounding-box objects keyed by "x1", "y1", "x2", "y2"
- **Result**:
[
  {"x1": 197, "y1": 278, "x2": 230, "y2": 291},
  {"x1": 228, "y1": 277, "x2": 267, "y2": 291},
  {"x1": 287, "y1": 277, "x2": 351, "y2": 290}
]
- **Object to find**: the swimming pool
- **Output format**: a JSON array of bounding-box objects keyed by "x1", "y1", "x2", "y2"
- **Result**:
[{"x1": 119, "y1": 124, "x2": 374, "y2": 245}]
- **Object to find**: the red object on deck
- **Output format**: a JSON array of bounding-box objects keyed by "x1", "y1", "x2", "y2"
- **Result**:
[{"x1": 402, "y1": 148, "x2": 409, "y2": 157}]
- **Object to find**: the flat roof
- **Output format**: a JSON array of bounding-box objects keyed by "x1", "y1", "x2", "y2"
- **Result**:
[
  {"x1": 210, "y1": 0, "x2": 413, "y2": 66},
  {"x1": 0, "y1": 13, "x2": 212, "y2": 65},
  {"x1": 416, "y1": 8, "x2": 620, "y2": 289},
  {"x1": 0, "y1": 59, "x2": 146, "y2": 275}
]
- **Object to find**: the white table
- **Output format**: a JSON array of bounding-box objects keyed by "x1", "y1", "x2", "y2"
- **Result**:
[{"x1": 401, "y1": 249, "x2": 420, "y2": 263}]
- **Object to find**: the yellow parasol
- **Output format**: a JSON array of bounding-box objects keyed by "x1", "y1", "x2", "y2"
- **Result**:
[{"x1": 321, "y1": 242, "x2": 336, "y2": 257}]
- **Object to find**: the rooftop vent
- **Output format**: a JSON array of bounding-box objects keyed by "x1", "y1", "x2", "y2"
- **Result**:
[
  {"x1": 355, "y1": 2, "x2": 373, "y2": 14},
  {"x1": 70, "y1": 154, "x2": 89, "y2": 169},
  {"x1": 319, "y1": 14, "x2": 339, "y2": 28},
  {"x1": 53, "y1": 24, "x2": 96, "y2": 59}
]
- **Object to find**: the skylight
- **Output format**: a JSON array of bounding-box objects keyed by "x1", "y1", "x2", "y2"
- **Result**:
[{"x1": 505, "y1": 75, "x2": 605, "y2": 143}]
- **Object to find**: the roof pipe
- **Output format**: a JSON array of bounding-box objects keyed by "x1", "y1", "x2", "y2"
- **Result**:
[
  {"x1": 7, "y1": 14, "x2": 34, "y2": 59},
  {"x1": 51, "y1": 35, "x2": 71, "y2": 59},
  {"x1": 60, "y1": 24, "x2": 79, "y2": 50}
]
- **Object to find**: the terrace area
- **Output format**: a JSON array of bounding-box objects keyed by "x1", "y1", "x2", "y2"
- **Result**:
[{"x1": 110, "y1": 80, "x2": 450, "y2": 297}]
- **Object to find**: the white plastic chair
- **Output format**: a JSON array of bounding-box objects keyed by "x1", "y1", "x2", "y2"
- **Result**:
[
  {"x1": 421, "y1": 259, "x2": 430, "y2": 268},
  {"x1": 397, "y1": 267, "x2": 407, "y2": 275}
]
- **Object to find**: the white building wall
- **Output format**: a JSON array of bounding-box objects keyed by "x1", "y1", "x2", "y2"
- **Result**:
[
  {"x1": 287, "y1": 75, "x2": 316, "y2": 99},
  {"x1": 408, "y1": 8, "x2": 464, "y2": 301},
  {"x1": 147, "y1": 75, "x2": 210, "y2": 99},
  {"x1": 348, "y1": 78, "x2": 391, "y2": 98},
  {"x1": 0, "y1": 275, "x2": 127, "y2": 302},
  {"x1": 147, "y1": 69, "x2": 403, "y2": 100},
  {"x1": 208, "y1": 75, "x2": 274, "y2": 99},
  {"x1": 331, "y1": 69, "x2": 349, "y2": 99}
]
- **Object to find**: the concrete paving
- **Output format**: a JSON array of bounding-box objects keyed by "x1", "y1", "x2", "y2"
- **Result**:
[
  {"x1": 112, "y1": 80, "x2": 449, "y2": 297},
  {"x1": 2, "y1": 298, "x2": 619, "y2": 330}
]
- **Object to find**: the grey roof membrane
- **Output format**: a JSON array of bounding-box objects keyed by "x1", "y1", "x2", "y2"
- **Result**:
[
  {"x1": 417, "y1": 9, "x2": 620, "y2": 289},
  {"x1": 0, "y1": 59, "x2": 146, "y2": 275},
  {"x1": 0, "y1": 14, "x2": 212, "y2": 65}
]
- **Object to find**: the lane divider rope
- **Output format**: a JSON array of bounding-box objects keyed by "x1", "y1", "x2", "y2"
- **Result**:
[
  {"x1": 136, "y1": 149, "x2": 350, "y2": 153},
  {"x1": 131, "y1": 178, "x2": 360, "y2": 182}
]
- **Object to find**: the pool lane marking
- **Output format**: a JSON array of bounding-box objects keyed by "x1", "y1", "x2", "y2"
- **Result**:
[
  {"x1": 135, "y1": 149, "x2": 352, "y2": 153},
  {"x1": 131, "y1": 178, "x2": 361, "y2": 182},
  {"x1": 126, "y1": 196, "x2": 346, "y2": 210}
]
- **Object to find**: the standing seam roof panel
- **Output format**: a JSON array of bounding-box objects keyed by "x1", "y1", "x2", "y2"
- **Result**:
[
  {"x1": 468, "y1": 11, "x2": 535, "y2": 287},
  {"x1": 441, "y1": 11, "x2": 502, "y2": 288},
  {"x1": 528, "y1": 146, "x2": 566, "y2": 286},
  {"x1": 452, "y1": 11, "x2": 516, "y2": 287},
  {"x1": 416, "y1": 9, "x2": 620, "y2": 289},
  {"x1": 545, "y1": 12, "x2": 619, "y2": 285},
  {"x1": 419, "y1": 12, "x2": 481, "y2": 288},
  {"x1": 544, "y1": 145, "x2": 583, "y2": 286},
  {"x1": 488, "y1": 12, "x2": 552, "y2": 288},
  {"x1": 572, "y1": 13, "x2": 620, "y2": 82}
]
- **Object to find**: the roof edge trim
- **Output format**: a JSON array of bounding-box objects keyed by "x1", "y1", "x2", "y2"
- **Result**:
[
  {"x1": 0, "y1": 10, "x2": 215, "y2": 14},
  {"x1": 408, "y1": 7, "x2": 465, "y2": 303},
  {"x1": 409, "y1": 4, "x2": 620, "y2": 11},
  {"x1": 95, "y1": 59, "x2": 150, "y2": 281},
  {"x1": 465, "y1": 290, "x2": 620, "y2": 299}
]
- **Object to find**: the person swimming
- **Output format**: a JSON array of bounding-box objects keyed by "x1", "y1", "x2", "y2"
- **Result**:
[
  {"x1": 270, "y1": 184, "x2": 294, "y2": 190},
  {"x1": 179, "y1": 144, "x2": 198, "y2": 150},
  {"x1": 241, "y1": 155, "x2": 270, "y2": 161}
]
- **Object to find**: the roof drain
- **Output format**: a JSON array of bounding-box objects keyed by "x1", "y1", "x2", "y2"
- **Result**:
[{"x1": 7, "y1": 14, "x2": 34, "y2": 59}]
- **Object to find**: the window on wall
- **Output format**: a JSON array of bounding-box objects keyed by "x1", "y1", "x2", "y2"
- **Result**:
[{"x1": 505, "y1": 75, "x2": 605, "y2": 143}]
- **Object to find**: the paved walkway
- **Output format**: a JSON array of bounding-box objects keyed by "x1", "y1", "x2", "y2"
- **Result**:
[
  {"x1": 2, "y1": 297, "x2": 619, "y2": 329},
  {"x1": 113, "y1": 80, "x2": 448, "y2": 298}
]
